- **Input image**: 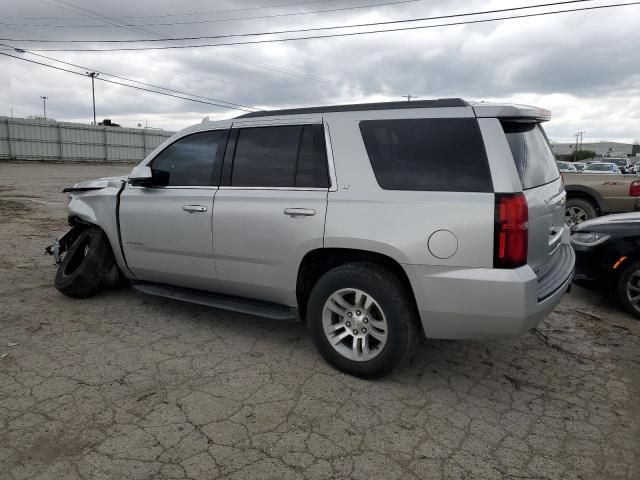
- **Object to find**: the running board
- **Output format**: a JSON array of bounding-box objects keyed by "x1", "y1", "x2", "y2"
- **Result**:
[{"x1": 131, "y1": 282, "x2": 298, "y2": 321}]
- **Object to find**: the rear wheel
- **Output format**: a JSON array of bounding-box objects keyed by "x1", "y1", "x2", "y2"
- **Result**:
[
  {"x1": 565, "y1": 198, "x2": 597, "y2": 226},
  {"x1": 54, "y1": 226, "x2": 115, "y2": 298},
  {"x1": 616, "y1": 260, "x2": 640, "y2": 319},
  {"x1": 307, "y1": 262, "x2": 419, "y2": 378}
]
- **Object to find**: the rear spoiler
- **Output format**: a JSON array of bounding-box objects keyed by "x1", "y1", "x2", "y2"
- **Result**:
[{"x1": 472, "y1": 102, "x2": 551, "y2": 122}]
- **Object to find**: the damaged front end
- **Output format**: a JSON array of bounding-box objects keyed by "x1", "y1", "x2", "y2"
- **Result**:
[
  {"x1": 45, "y1": 175, "x2": 127, "y2": 267},
  {"x1": 45, "y1": 225, "x2": 87, "y2": 264}
]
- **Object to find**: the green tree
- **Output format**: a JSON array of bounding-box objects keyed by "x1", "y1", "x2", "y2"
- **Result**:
[
  {"x1": 572, "y1": 150, "x2": 597, "y2": 161},
  {"x1": 558, "y1": 150, "x2": 597, "y2": 162}
]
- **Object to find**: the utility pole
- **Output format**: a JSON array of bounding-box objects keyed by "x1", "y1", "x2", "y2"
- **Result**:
[
  {"x1": 573, "y1": 131, "x2": 584, "y2": 161},
  {"x1": 40, "y1": 96, "x2": 48, "y2": 120},
  {"x1": 86, "y1": 72, "x2": 99, "y2": 124},
  {"x1": 579, "y1": 131, "x2": 585, "y2": 151},
  {"x1": 402, "y1": 94, "x2": 417, "y2": 102}
]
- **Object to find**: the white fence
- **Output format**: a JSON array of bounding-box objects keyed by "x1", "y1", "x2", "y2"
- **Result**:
[{"x1": 0, "y1": 116, "x2": 175, "y2": 162}]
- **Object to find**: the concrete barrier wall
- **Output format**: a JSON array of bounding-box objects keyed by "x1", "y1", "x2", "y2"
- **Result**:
[{"x1": 0, "y1": 116, "x2": 176, "y2": 162}]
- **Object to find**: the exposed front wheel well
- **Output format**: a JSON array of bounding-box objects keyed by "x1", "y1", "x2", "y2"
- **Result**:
[{"x1": 296, "y1": 248, "x2": 419, "y2": 325}]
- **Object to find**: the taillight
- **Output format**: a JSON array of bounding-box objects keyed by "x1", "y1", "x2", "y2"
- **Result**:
[
  {"x1": 630, "y1": 181, "x2": 640, "y2": 197},
  {"x1": 494, "y1": 193, "x2": 528, "y2": 268}
]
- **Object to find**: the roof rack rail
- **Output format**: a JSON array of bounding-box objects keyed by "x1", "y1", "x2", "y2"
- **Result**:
[{"x1": 236, "y1": 98, "x2": 469, "y2": 118}]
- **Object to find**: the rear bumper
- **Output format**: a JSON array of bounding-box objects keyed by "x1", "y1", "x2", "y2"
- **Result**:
[{"x1": 404, "y1": 245, "x2": 575, "y2": 339}]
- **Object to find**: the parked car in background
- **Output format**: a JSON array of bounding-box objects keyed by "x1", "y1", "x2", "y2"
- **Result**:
[
  {"x1": 47, "y1": 99, "x2": 574, "y2": 378},
  {"x1": 573, "y1": 162, "x2": 586, "y2": 172},
  {"x1": 563, "y1": 171, "x2": 640, "y2": 226},
  {"x1": 582, "y1": 162, "x2": 621, "y2": 174},
  {"x1": 572, "y1": 212, "x2": 640, "y2": 319},
  {"x1": 611, "y1": 157, "x2": 634, "y2": 174},
  {"x1": 557, "y1": 161, "x2": 578, "y2": 173}
]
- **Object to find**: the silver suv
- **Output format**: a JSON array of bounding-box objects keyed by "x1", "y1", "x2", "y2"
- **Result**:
[{"x1": 48, "y1": 99, "x2": 574, "y2": 378}]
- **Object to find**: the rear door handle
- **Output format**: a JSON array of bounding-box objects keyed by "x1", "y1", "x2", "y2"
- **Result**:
[
  {"x1": 284, "y1": 208, "x2": 316, "y2": 217},
  {"x1": 183, "y1": 205, "x2": 207, "y2": 213}
]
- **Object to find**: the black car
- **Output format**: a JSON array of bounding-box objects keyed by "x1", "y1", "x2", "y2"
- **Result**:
[{"x1": 571, "y1": 212, "x2": 640, "y2": 318}]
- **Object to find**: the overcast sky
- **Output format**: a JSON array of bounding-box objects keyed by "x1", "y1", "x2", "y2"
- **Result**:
[{"x1": 1, "y1": 0, "x2": 639, "y2": 143}]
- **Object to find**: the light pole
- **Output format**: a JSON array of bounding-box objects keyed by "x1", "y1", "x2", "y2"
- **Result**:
[
  {"x1": 40, "y1": 96, "x2": 48, "y2": 120},
  {"x1": 86, "y1": 72, "x2": 99, "y2": 124}
]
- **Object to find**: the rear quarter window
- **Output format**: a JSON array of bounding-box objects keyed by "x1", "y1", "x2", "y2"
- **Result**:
[
  {"x1": 501, "y1": 122, "x2": 559, "y2": 190},
  {"x1": 359, "y1": 118, "x2": 492, "y2": 192}
]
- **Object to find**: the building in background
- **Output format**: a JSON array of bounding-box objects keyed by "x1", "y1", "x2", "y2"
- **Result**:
[{"x1": 551, "y1": 141, "x2": 635, "y2": 158}]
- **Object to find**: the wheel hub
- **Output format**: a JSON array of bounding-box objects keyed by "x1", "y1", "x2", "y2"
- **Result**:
[
  {"x1": 322, "y1": 288, "x2": 388, "y2": 362},
  {"x1": 566, "y1": 206, "x2": 587, "y2": 226},
  {"x1": 626, "y1": 270, "x2": 640, "y2": 312}
]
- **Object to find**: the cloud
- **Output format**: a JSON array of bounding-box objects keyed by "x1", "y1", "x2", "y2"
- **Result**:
[{"x1": 1, "y1": 0, "x2": 638, "y2": 142}]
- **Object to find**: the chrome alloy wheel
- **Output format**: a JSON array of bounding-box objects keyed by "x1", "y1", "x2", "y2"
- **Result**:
[
  {"x1": 565, "y1": 206, "x2": 588, "y2": 226},
  {"x1": 322, "y1": 288, "x2": 388, "y2": 362},
  {"x1": 626, "y1": 269, "x2": 640, "y2": 313}
]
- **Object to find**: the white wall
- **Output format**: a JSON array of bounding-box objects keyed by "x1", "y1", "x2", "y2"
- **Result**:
[{"x1": 0, "y1": 116, "x2": 175, "y2": 162}]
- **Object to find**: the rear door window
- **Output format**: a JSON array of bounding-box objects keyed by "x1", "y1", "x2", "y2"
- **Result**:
[
  {"x1": 359, "y1": 118, "x2": 492, "y2": 192},
  {"x1": 501, "y1": 122, "x2": 559, "y2": 190},
  {"x1": 296, "y1": 125, "x2": 330, "y2": 188},
  {"x1": 230, "y1": 124, "x2": 329, "y2": 188}
]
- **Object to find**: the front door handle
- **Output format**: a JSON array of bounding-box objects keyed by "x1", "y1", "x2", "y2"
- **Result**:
[
  {"x1": 284, "y1": 208, "x2": 316, "y2": 217},
  {"x1": 183, "y1": 205, "x2": 207, "y2": 213}
]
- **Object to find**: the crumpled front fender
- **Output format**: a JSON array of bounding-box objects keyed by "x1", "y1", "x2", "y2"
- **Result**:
[
  {"x1": 62, "y1": 179, "x2": 134, "y2": 279},
  {"x1": 68, "y1": 195, "x2": 100, "y2": 224}
]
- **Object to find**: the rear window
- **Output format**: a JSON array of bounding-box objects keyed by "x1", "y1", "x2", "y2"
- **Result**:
[
  {"x1": 501, "y1": 122, "x2": 559, "y2": 190},
  {"x1": 359, "y1": 118, "x2": 492, "y2": 192}
]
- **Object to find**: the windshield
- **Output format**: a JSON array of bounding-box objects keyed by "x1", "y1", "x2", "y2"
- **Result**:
[{"x1": 613, "y1": 159, "x2": 627, "y2": 167}]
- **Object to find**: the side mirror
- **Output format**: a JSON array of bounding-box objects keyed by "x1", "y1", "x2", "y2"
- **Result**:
[{"x1": 129, "y1": 165, "x2": 153, "y2": 187}]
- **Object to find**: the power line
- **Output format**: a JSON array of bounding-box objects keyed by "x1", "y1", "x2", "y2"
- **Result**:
[
  {"x1": 0, "y1": 51, "x2": 257, "y2": 112},
  {"x1": 1, "y1": 0, "x2": 596, "y2": 40},
  {"x1": 0, "y1": 0, "x2": 422, "y2": 29},
  {"x1": 0, "y1": 13, "x2": 308, "y2": 103},
  {"x1": 1, "y1": 0, "x2": 345, "y2": 20},
  {"x1": 37, "y1": 0, "x2": 395, "y2": 97},
  {"x1": 1, "y1": 43, "x2": 260, "y2": 111},
  {"x1": 20, "y1": 1, "x2": 640, "y2": 52}
]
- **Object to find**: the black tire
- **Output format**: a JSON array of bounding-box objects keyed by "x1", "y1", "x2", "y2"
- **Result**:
[
  {"x1": 307, "y1": 262, "x2": 420, "y2": 378},
  {"x1": 616, "y1": 259, "x2": 640, "y2": 319},
  {"x1": 565, "y1": 198, "x2": 597, "y2": 226},
  {"x1": 54, "y1": 226, "x2": 115, "y2": 298}
]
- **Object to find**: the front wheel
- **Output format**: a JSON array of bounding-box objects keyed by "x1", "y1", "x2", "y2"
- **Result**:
[
  {"x1": 307, "y1": 262, "x2": 420, "y2": 378},
  {"x1": 616, "y1": 260, "x2": 640, "y2": 319},
  {"x1": 54, "y1": 226, "x2": 115, "y2": 298}
]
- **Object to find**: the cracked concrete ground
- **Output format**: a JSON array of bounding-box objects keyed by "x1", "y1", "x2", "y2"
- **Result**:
[{"x1": 1, "y1": 161, "x2": 639, "y2": 480}]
